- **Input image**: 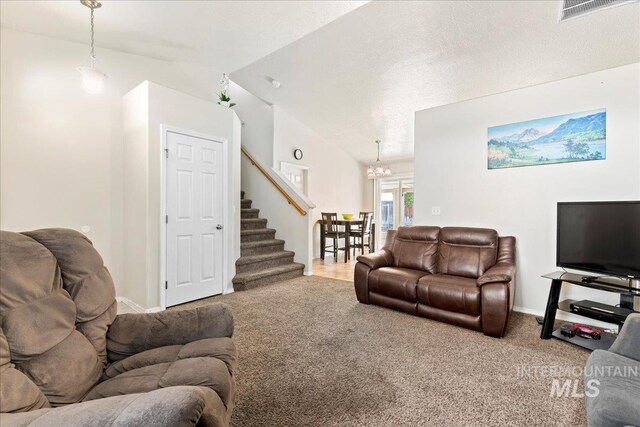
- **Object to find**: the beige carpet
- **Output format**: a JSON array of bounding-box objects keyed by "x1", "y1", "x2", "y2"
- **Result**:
[{"x1": 176, "y1": 276, "x2": 590, "y2": 426}]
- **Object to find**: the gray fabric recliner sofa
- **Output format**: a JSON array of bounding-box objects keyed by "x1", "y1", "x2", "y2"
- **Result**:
[
  {"x1": 0, "y1": 228, "x2": 236, "y2": 426},
  {"x1": 584, "y1": 313, "x2": 640, "y2": 427}
]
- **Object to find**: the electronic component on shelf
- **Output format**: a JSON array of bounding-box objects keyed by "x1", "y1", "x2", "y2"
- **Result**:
[{"x1": 569, "y1": 300, "x2": 635, "y2": 324}]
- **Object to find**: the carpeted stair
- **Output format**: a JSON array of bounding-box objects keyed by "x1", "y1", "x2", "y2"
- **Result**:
[{"x1": 233, "y1": 191, "x2": 305, "y2": 291}]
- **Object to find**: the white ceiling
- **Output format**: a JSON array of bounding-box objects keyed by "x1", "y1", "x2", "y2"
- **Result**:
[
  {"x1": 3, "y1": 1, "x2": 638, "y2": 164},
  {"x1": 0, "y1": 0, "x2": 367, "y2": 72},
  {"x1": 231, "y1": 1, "x2": 640, "y2": 163}
]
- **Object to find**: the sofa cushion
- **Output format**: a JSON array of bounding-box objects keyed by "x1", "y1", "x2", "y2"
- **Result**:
[
  {"x1": 368, "y1": 267, "x2": 429, "y2": 302},
  {"x1": 584, "y1": 350, "x2": 640, "y2": 427},
  {"x1": 85, "y1": 338, "x2": 236, "y2": 409},
  {"x1": 0, "y1": 230, "x2": 115, "y2": 408},
  {"x1": 417, "y1": 274, "x2": 481, "y2": 316},
  {"x1": 24, "y1": 229, "x2": 117, "y2": 366},
  {"x1": 437, "y1": 227, "x2": 498, "y2": 278},
  {"x1": 390, "y1": 226, "x2": 440, "y2": 272}
]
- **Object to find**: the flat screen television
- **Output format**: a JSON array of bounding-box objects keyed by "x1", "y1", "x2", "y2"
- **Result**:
[{"x1": 557, "y1": 201, "x2": 640, "y2": 280}]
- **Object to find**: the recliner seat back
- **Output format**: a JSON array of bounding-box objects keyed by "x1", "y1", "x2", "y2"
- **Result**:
[
  {"x1": 436, "y1": 227, "x2": 498, "y2": 278},
  {"x1": 0, "y1": 229, "x2": 117, "y2": 412},
  {"x1": 385, "y1": 226, "x2": 499, "y2": 278},
  {"x1": 390, "y1": 226, "x2": 440, "y2": 273}
]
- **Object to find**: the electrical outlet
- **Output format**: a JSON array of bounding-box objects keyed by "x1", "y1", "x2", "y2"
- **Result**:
[{"x1": 431, "y1": 206, "x2": 441, "y2": 215}]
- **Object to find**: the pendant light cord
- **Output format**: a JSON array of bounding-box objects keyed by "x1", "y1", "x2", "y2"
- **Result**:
[{"x1": 90, "y1": 6, "x2": 96, "y2": 66}]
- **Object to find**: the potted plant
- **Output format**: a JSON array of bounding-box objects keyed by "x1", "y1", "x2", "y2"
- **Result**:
[
  {"x1": 217, "y1": 73, "x2": 236, "y2": 108},
  {"x1": 217, "y1": 91, "x2": 236, "y2": 108}
]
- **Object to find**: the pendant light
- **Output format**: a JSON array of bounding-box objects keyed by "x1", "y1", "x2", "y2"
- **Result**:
[
  {"x1": 367, "y1": 140, "x2": 392, "y2": 179},
  {"x1": 77, "y1": 0, "x2": 107, "y2": 94}
]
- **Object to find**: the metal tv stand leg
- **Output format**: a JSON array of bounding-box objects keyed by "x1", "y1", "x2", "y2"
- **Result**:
[{"x1": 541, "y1": 279, "x2": 562, "y2": 339}]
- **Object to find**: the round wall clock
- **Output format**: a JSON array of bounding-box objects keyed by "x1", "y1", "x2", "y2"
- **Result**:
[{"x1": 293, "y1": 149, "x2": 303, "y2": 160}]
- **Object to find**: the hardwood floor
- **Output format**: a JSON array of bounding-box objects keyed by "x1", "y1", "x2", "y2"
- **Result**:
[{"x1": 312, "y1": 255, "x2": 358, "y2": 282}]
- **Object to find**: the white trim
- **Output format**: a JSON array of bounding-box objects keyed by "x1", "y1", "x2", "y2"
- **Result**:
[
  {"x1": 305, "y1": 209, "x2": 314, "y2": 275},
  {"x1": 280, "y1": 160, "x2": 309, "y2": 170},
  {"x1": 160, "y1": 124, "x2": 230, "y2": 309},
  {"x1": 160, "y1": 126, "x2": 167, "y2": 310},
  {"x1": 280, "y1": 161, "x2": 310, "y2": 196},
  {"x1": 270, "y1": 167, "x2": 316, "y2": 211},
  {"x1": 116, "y1": 297, "x2": 163, "y2": 314}
]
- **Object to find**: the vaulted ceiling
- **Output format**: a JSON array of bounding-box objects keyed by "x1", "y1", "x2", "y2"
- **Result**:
[
  {"x1": 0, "y1": 1, "x2": 367, "y2": 72},
  {"x1": 3, "y1": 1, "x2": 638, "y2": 164},
  {"x1": 231, "y1": 1, "x2": 640, "y2": 163}
]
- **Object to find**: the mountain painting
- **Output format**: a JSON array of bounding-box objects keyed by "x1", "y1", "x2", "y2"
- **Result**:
[{"x1": 487, "y1": 109, "x2": 606, "y2": 169}]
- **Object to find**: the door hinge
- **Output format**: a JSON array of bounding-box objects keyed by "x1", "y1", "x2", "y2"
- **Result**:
[
  {"x1": 165, "y1": 215, "x2": 168, "y2": 224},
  {"x1": 165, "y1": 281, "x2": 168, "y2": 290},
  {"x1": 164, "y1": 148, "x2": 169, "y2": 158}
]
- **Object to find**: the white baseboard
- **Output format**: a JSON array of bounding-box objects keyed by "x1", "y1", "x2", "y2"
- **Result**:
[
  {"x1": 223, "y1": 288, "x2": 235, "y2": 295},
  {"x1": 513, "y1": 305, "x2": 618, "y2": 331},
  {"x1": 304, "y1": 269, "x2": 313, "y2": 276},
  {"x1": 116, "y1": 297, "x2": 163, "y2": 314},
  {"x1": 512, "y1": 305, "x2": 541, "y2": 316}
]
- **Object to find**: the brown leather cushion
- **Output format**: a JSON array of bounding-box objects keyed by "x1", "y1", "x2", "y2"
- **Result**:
[
  {"x1": 437, "y1": 227, "x2": 498, "y2": 278},
  {"x1": 417, "y1": 274, "x2": 481, "y2": 316},
  {"x1": 368, "y1": 267, "x2": 429, "y2": 302},
  {"x1": 390, "y1": 226, "x2": 440, "y2": 272}
]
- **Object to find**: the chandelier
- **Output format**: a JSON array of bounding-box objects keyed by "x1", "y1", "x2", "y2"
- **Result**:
[
  {"x1": 77, "y1": 0, "x2": 107, "y2": 94},
  {"x1": 367, "y1": 140, "x2": 391, "y2": 179}
]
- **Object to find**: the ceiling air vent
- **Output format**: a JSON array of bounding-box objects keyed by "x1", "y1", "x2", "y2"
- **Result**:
[{"x1": 559, "y1": 0, "x2": 639, "y2": 22}]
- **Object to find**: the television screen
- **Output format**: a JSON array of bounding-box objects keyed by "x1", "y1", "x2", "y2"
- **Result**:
[{"x1": 557, "y1": 201, "x2": 640, "y2": 279}]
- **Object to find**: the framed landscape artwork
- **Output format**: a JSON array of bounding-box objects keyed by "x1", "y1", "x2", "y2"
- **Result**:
[{"x1": 487, "y1": 109, "x2": 606, "y2": 169}]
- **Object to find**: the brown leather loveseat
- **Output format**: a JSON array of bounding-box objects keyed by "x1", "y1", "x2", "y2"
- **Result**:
[{"x1": 355, "y1": 226, "x2": 516, "y2": 337}]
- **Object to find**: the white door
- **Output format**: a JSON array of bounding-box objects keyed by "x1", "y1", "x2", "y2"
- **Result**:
[{"x1": 166, "y1": 131, "x2": 224, "y2": 306}]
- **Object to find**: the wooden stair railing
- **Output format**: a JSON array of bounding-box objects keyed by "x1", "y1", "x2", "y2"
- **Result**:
[{"x1": 241, "y1": 146, "x2": 307, "y2": 216}]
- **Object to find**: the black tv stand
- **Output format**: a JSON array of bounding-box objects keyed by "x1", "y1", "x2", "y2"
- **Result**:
[{"x1": 540, "y1": 271, "x2": 640, "y2": 351}]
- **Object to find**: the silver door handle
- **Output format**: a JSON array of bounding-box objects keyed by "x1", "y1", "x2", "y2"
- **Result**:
[{"x1": 216, "y1": 224, "x2": 223, "y2": 230}]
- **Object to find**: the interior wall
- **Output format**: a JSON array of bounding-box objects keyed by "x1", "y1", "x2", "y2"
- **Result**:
[
  {"x1": 0, "y1": 29, "x2": 223, "y2": 296},
  {"x1": 123, "y1": 81, "x2": 241, "y2": 309},
  {"x1": 229, "y1": 82, "x2": 274, "y2": 165},
  {"x1": 240, "y1": 155, "x2": 313, "y2": 273},
  {"x1": 272, "y1": 106, "x2": 368, "y2": 258},
  {"x1": 413, "y1": 63, "x2": 640, "y2": 314}
]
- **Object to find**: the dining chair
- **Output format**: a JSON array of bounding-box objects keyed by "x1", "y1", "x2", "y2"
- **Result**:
[
  {"x1": 321, "y1": 212, "x2": 346, "y2": 261},
  {"x1": 351, "y1": 212, "x2": 373, "y2": 256}
]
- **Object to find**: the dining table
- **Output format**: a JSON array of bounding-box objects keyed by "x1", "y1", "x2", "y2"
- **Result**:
[{"x1": 318, "y1": 218, "x2": 376, "y2": 263}]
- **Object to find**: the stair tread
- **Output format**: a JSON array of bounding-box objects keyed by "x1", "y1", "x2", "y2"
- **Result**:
[
  {"x1": 241, "y1": 228, "x2": 275, "y2": 235},
  {"x1": 236, "y1": 251, "x2": 294, "y2": 265},
  {"x1": 241, "y1": 239, "x2": 285, "y2": 248},
  {"x1": 233, "y1": 263, "x2": 305, "y2": 282},
  {"x1": 241, "y1": 218, "x2": 267, "y2": 222},
  {"x1": 241, "y1": 208, "x2": 259, "y2": 212}
]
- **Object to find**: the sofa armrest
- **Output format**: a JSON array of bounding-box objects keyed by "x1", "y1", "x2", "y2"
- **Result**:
[
  {"x1": 356, "y1": 249, "x2": 393, "y2": 270},
  {"x1": 477, "y1": 263, "x2": 515, "y2": 286},
  {"x1": 610, "y1": 313, "x2": 640, "y2": 362},
  {"x1": 107, "y1": 303, "x2": 233, "y2": 361},
  {"x1": 0, "y1": 386, "x2": 218, "y2": 427}
]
